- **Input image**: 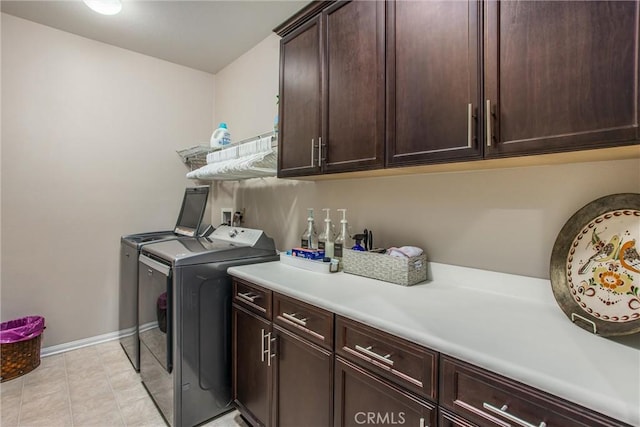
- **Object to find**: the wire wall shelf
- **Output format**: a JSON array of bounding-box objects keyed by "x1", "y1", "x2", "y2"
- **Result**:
[{"x1": 177, "y1": 131, "x2": 277, "y2": 181}]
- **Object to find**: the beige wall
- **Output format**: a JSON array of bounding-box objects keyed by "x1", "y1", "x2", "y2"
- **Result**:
[
  {"x1": 2, "y1": 17, "x2": 639, "y2": 349},
  {"x1": 1, "y1": 14, "x2": 215, "y2": 347},
  {"x1": 213, "y1": 34, "x2": 640, "y2": 279}
]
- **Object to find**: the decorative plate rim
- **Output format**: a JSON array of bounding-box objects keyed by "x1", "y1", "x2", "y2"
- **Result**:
[{"x1": 549, "y1": 193, "x2": 640, "y2": 336}]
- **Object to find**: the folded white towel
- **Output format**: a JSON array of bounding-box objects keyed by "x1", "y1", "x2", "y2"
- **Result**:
[{"x1": 386, "y1": 246, "x2": 424, "y2": 258}]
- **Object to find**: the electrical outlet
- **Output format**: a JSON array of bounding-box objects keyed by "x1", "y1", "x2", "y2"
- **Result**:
[{"x1": 221, "y1": 208, "x2": 233, "y2": 226}]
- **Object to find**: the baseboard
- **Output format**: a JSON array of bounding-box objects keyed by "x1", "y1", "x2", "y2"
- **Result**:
[{"x1": 41, "y1": 326, "x2": 136, "y2": 357}]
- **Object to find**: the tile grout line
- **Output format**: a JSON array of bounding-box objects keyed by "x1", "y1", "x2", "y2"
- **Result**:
[
  {"x1": 63, "y1": 352, "x2": 75, "y2": 427},
  {"x1": 15, "y1": 377, "x2": 25, "y2": 426},
  {"x1": 99, "y1": 347, "x2": 128, "y2": 427}
]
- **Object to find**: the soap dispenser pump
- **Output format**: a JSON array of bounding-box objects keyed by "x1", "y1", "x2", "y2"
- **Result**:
[
  {"x1": 334, "y1": 209, "x2": 350, "y2": 260},
  {"x1": 300, "y1": 208, "x2": 318, "y2": 249},
  {"x1": 318, "y1": 208, "x2": 335, "y2": 258}
]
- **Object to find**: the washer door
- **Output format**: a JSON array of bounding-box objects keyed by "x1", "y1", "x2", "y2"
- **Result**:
[{"x1": 138, "y1": 254, "x2": 172, "y2": 372}]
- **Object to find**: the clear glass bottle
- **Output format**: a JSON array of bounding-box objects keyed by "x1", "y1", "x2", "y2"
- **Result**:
[
  {"x1": 318, "y1": 208, "x2": 335, "y2": 258},
  {"x1": 300, "y1": 208, "x2": 318, "y2": 249},
  {"x1": 334, "y1": 209, "x2": 351, "y2": 261}
]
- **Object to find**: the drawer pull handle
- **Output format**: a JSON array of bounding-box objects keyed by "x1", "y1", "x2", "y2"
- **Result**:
[
  {"x1": 237, "y1": 292, "x2": 259, "y2": 303},
  {"x1": 482, "y1": 403, "x2": 547, "y2": 427},
  {"x1": 355, "y1": 345, "x2": 394, "y2": 366},
  {"x1": 282, "y1": 312, "x2": 308, "y2": 327}
]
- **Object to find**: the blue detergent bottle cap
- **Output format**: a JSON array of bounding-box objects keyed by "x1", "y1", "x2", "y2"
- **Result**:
[{"x1": 219, "y1": 122, "x2": 228, "y2": 129}]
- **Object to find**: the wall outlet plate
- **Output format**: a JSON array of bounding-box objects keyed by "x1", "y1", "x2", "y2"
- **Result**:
[{"x1": 221, "y1": 208, "x2": 233, "y2": 226}]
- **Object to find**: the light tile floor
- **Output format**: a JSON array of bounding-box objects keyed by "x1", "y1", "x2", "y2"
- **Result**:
[{"x1": 0, "y1": 341, "x2": 247, "y2": 427}]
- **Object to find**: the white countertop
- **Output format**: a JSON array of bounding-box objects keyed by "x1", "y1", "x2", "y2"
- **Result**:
[{"x1": 228, "y1": 261, "x2": 640, "y2": 426}]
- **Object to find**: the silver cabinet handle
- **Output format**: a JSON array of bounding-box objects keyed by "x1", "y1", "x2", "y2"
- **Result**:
[
  {"x1": 467, "y1": 103, "x2": 473, "y2": 148},
  {"x1": 419, "y1": 418, "x2": 427, "y2": 427},
  {"x1": 318, "y1": 136, "x2": 323, "y2": 167},
  {"x1": 310, "y1": 138, "x2": 315, "y2": 167},
  {"x1": 486, "y1": 99, "x2": 492, "y2": 147},
  {"x1": 237, "y1": 292, "x2": 258, "y2": 303},
  {"x1": 260, "y1": 329, "x2": 266, "y2": 362},
  {"x1": 483, "y1": 403, "x2": 547, "y2": 427},
  {"x1": 147, "y1": 269, "x2": 153, "y2": 276},
  {"x1": 281, "y1": 312, "x2": 308, "y2": 327},
  {"x1": 268, "y1": 335, "x2": 276, "y2": 367},
  {"x1": 354, "y1": 344, "x2": 394, "y2": 366}
]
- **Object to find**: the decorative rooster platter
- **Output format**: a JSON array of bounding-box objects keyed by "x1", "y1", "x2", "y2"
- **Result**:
[{"x1": 550, "y1": 193, "x2": 640, "y2": 336}]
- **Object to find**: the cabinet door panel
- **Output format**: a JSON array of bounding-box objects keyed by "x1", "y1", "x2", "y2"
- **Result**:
[
  {"x1": 335, "y1": 358, "x2": 437, "y2": 427},
  {"x1": 233, "y1": 305, "x2": 272, "y2": 427},
  {"x1": 324, "y1": 0, "x2": 385, "y2": 173},
  {"x1": 439, "y1": 408, "x2": 478, "y2": 427},
  {"x1": 388, "y1": 0, "x2": 481, "y2": 166},
  {"x1": 279, "y1": 16, "x2": 323, "y2": 177},
  {"x1": 274, "y1": 326, "x2": 333, "y2": 427},
  {"x1": 485, "y1": 0, "x2": 639, "y2": 156}
]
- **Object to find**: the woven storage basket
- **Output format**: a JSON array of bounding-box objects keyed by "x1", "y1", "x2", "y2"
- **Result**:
[
  {"x1": 1, "y1": 316, "x2": 44, "y2": 382},
  {"x1": 0, "y1": 334, "x2": 42, "y2": 382},
  {"x1": 342, "y1": 249, "x2": 427, "y2": 286}
]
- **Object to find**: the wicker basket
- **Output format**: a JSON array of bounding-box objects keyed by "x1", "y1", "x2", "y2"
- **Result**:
[
  {"x1": 0, "y1": 334, "x2": 42, "y2": 382},
  {"x1": 342, "y1": 249, "x2": 427, "y2": 286}
]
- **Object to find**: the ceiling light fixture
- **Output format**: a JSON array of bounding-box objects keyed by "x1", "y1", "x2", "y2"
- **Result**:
[{"x1": 82, "y1": 0, "x2": 122, "y2": 15}]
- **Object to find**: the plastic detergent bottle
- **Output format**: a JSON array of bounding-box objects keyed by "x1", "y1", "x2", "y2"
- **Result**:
[
  {"x1": 318, "y1": 208, "x2": 335, "y2": 258},
  {"x1": 334, "y1": 209, "x2": 351, "y2": 260},
  {"x1": 210, "y1": 122, "x2": 231, "y2": 148},
  {"x1": 300, "y1": 208, "x2": 318, "y2": 249}
]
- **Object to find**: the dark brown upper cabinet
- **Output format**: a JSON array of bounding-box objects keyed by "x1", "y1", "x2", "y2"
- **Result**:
[
  {"x1": 277, "y1": 0, "x2": 385, "y2": 177},
  {"x1": 386, "y1": 0, "x2": 482, "y2": 167},
  {"x1": 484, "y1": 0, "x2": 640, "y2": 157},
  {"x1": 278, "y1": 16, "x2": 323, "y2": 177},
  {"x1": 276, "y1": 0, "x2": 639, "y2": 178}
]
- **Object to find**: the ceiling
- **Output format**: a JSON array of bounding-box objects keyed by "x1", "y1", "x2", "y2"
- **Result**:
[{"x1": 1, "y1": 0, "x2": 309, "y2": 74}]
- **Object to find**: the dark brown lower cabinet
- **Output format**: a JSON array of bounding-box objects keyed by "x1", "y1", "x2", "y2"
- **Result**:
[
  {"x1": 233, "y1": 278, "x2": 628, "y2": 427},
  {"x1": 233, "y1": 304, "x2": 273, "y2": 427},
  {"x1": 274, "y1": 326, "x2": 333, "y2": 427},
  {"x1": 334, "y1": 357, "x2": 437, "y2": 427}
]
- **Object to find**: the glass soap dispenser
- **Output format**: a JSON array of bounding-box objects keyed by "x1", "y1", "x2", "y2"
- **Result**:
[
  {"x1": 318, "y1": 208, "x2": 335, "y2": 258},
  {"x1": 300, "y1": 208, "x2": 318, "y2": 249},
  {"x1": 334, "y1": 208, "x2": 351, "y2": 260}
]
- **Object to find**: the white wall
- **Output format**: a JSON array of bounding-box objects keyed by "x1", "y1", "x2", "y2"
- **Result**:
[
  {"x1": 1, "y1": 14, "x2": 215, "y2": 347},
  {"x1": 213, "y1": 33, "x2": 640, "y2": 279},
  {"x1": 209, "y1": 33, "x2": 281, "y2": 225}
]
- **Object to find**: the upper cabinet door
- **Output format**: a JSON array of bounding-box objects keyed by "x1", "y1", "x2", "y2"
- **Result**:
[
  {"x1": 387, "y1": 1, "x2": 481, "y2": 167},
  {"x1": 278, "y1": 16, "x2": 323, "y2": 178},
  {"x1": 323, "y1": 1, "x2": 385, "y2": 173},
  {"x1": 484, "y1": 0, "x2": 640, "y2": 157}
]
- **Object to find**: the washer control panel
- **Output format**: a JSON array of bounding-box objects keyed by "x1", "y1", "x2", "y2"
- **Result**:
[{"x1": 210, "y1": 225, "x2": 264, "y2": 246}]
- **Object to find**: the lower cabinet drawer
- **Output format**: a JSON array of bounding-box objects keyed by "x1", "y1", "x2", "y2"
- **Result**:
[
  {"x1": 335, "y1": 316, "x2": 437, "y2": 401},
  {"x1": 334, "y1": 357, "x2": 437, "y2": 427},
  {"x1": 440, "y1": 356, "x2": 629, "y2": 427},
  {"x1": 233, "y1": 279, "x2": 272, "y2": 319},
  {"x1": 274, "y1": 293, "x2": 334, "y2": 350}
]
